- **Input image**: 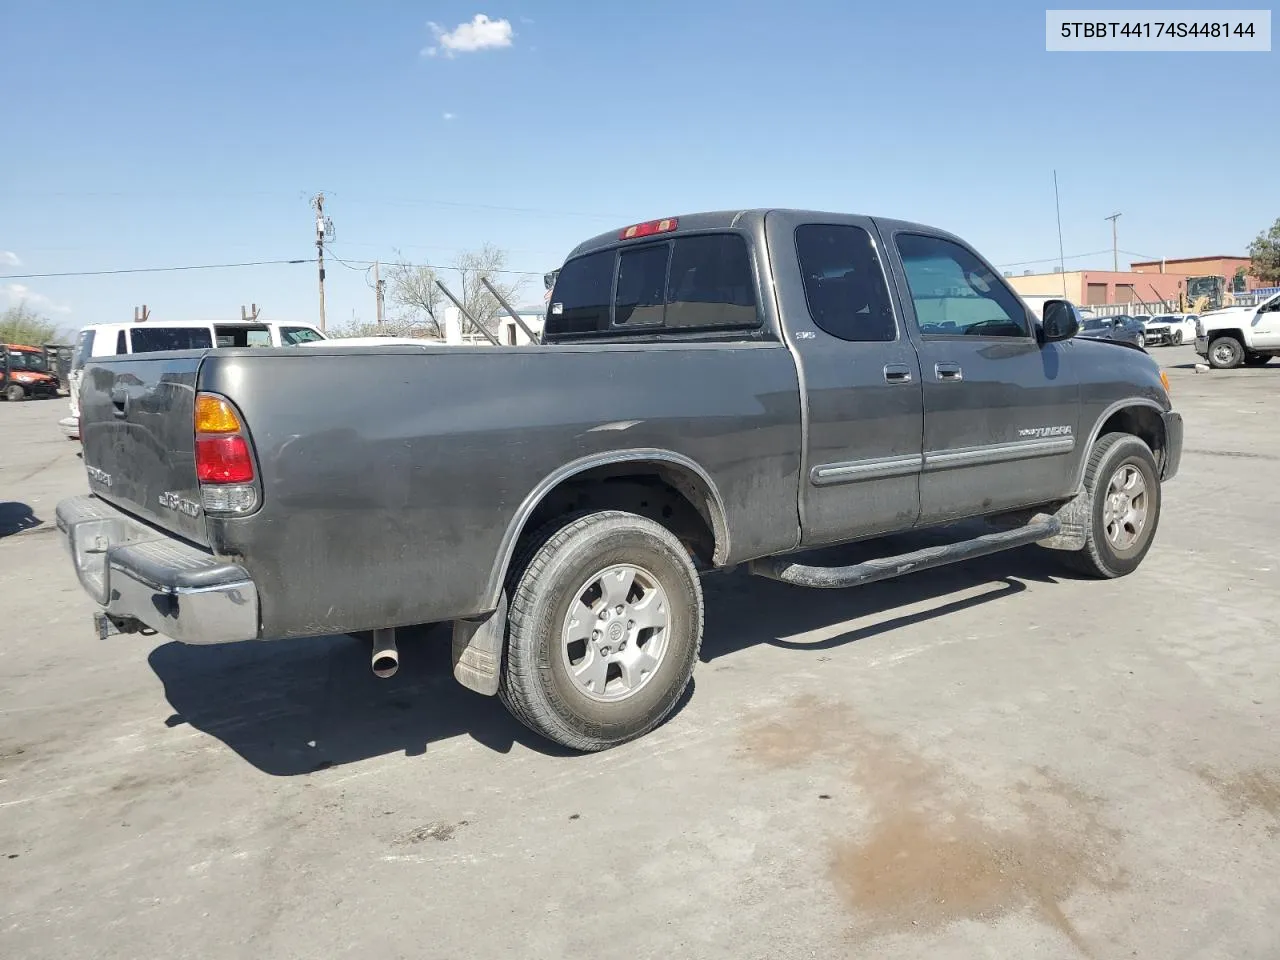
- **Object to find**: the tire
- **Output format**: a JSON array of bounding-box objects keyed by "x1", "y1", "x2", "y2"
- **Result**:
[
  {"x1": 1065, "y1": 432, "x2": 1161, "y2": 579},
  {"x1": 1173, "y1": 330, "x2": 1184, "y2": 345},
  {"x1": 500, "y1": 510, "x2": 703, "y2": 752},
  {"x1": 1136, "y1": 333, "x2": 1146, "y2": 349},
  {"x1": 1244, "y1": 352, "x2": 1273, "y2": 367},
  {"x1": 4, "y1": 384, "x2": 25, "y2": 402},
  {"x1": 1208, "y1": 336, "x2": 1244, "y2": 369}
]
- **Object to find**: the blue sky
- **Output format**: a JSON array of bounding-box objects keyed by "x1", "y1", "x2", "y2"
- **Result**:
[{"x1": 2, "y1": 1, "x2": 1275, "y2": 334}]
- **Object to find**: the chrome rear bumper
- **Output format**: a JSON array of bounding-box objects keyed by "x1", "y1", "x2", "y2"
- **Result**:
[{"x1": 56, "y1": 495, "x2": 259, "y2": 645}]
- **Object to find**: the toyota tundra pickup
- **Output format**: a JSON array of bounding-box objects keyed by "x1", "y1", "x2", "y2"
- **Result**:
[{"x1": 57, "y1": 209, "x2": 1183, "y2": 751}]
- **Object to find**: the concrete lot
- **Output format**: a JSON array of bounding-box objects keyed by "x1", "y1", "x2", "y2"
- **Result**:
[{"x1": 1, "y1": 345, "x2": 1278, "y2": 959}]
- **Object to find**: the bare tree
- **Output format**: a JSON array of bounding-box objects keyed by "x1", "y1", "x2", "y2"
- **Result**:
[
  {"x1": 452, "y1": 243, "x2": 520, "y2": 335},
  {"x1": 386, "y1": 249, "x2": 444, "y2": 338}
]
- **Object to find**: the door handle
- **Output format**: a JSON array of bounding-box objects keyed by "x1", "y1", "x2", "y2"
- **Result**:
[
  {"x1": 934, "y1": 362, "x2": 964, "y2": 382},
  {"x1": 883, "y1": 363, "x2": 913, "y2": 384}
]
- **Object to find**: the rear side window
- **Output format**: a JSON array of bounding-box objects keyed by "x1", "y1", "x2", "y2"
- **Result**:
[
  {"x1": 214, "y1": 325, "x2": 272, "y2": 347},
  {"x1": 71, "y1": 329, "x2": 95, "y2": 371},
  {"x1": 548, "y1": 250, "x2": 614, "y2": 335},
  {"x1": 794, "y1": 224, "x2": 897, "y2": 342},
  {"x1": 129, "y1": 327, "x2": 214, "y2": 353}
]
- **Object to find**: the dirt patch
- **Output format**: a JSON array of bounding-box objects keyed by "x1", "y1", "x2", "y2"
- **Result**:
[
  {"x1": 1197, "y1": 766, "x2": 1280, "y2": 836},
  {"x1": 396, "y1": 820, "x2": 470, "y2": 844},
  {"x1": 739, "y1": 696, "x2": 1126, "y2": 953}
]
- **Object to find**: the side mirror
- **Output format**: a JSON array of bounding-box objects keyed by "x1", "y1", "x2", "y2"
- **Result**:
[{"x1": 1041, "y1": 299, "x2": 1080, "y2": 342}]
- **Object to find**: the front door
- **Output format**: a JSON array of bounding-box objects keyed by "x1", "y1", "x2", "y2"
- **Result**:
[
  {"x1": 1251, "y1": 294, "x2": 1280, "y2": 349},
  {"x1": 881, "y1": 228, "x2": 1080, "y2": 526},
  {"x1": 765, "y1": 212, "x2": 924, "y2": 547}
]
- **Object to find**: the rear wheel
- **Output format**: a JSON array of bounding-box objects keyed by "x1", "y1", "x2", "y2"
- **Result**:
[
  {"x1": 1066, "y1": 432, "x2": 1161, "y2": 579},
  {"x1": 1136, "y1": 332, "x2": 1146, "y2": 349},
  {"x1": 4, "y1": 384, "x2": 25, "y2": 402},
  {"x1": 1208, "y1": 336, "x2": 1244, "y2": 369},
  {"x1": 500, "y1": 510, "x2": 703, "y2": 752}
]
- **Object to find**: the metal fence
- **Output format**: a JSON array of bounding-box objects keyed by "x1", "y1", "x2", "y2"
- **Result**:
[{"x1": 1082, "y1": 287, "x2": 1276, "y2": 317}]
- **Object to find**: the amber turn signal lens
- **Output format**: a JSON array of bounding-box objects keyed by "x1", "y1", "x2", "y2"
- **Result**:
[
  {"x1": 1160, "y1": 370, "x2": 1171, "y2": 394},
  {"x1": 195, "y1": 393, "x2": 242, "y2": 434}
]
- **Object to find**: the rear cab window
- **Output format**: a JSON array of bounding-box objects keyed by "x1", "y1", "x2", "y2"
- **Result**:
[
  {"x1": 545, "y1": 233, "x2": 759, "y2": 341},
  {"x1": 129, "y1": 327, "x2": 214, "y2": 353},
  {"x1": 281, "y1": 326, "x2": 326, "y2": 345},
  {"x1": 214, "y1": 324, "x2": 272, "y2": 348}
]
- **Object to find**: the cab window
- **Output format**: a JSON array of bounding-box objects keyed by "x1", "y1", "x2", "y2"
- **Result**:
[{"x1": 895, "y1": 234, "x2": 1030, "y2": 338}]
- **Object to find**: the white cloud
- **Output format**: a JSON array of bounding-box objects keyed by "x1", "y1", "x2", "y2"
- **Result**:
[
  {"x1": 0, "y1": 283, "x2": 72, "y2": 315},
  {"x1": 423, "y1": 14, "x2": 514, "y2": 57},
  {"x1": 442, "y1": 112, "x2": 457, "y2": 121},
  {"x1": 0, "y1": 251, "x2": 20, "y2": 267}
]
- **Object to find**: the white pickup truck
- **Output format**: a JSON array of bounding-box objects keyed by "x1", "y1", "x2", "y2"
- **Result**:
[{"x1": 1194, "y1": 291, "x2": 1280, "y2": 369}]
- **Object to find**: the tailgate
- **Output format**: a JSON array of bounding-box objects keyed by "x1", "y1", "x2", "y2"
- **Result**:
[{"x1": 79, "y1": 352, "x2": 209, "y2": 546}]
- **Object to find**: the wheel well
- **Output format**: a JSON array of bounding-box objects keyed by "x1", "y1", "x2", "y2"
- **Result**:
[
  {"x1": 1208, "y1": 328, "x2": 1245, "y2": 344},
  {"x1": 514, "y1": 463, "x2": 724, "y2": 574},
  {"x1": 1096, "y1": 405, "x2": 1166, "y2": 471}
]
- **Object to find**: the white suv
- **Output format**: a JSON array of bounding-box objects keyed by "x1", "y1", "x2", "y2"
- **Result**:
[{"x1": 60, "y1": 318, "x2": 325, "y2": 438}]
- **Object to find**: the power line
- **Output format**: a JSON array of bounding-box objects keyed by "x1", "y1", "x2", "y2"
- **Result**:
[
  {"x1": 0, "y1": 258, "x2": 313, "y2": 280},
  {"x1": 995, "y1": 249, "x2": 1112, "y2": 269}
]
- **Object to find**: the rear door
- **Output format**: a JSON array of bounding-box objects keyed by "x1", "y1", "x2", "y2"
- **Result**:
[
  {"x1": 79, "y1": 353, "x2": 210, "y2": 545},
  {"x1": 881, "y1": 226, "x2": 1080, "y2": 525},
  {"x1": 765, "y1": 212, "x2": 924, "y2": 547}
]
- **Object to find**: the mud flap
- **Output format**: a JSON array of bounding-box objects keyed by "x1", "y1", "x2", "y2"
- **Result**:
[{"x1": 451, "y1": 589, "x2": 508, "y2": 696}]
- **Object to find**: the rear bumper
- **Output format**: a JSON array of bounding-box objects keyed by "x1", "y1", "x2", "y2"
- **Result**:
[
  {"x1": 56, "y1": 495, "x2": 259, "y2": 645},
  {"x1": 1162, "y1": 410, "x2": 1183, "y2": 482}
]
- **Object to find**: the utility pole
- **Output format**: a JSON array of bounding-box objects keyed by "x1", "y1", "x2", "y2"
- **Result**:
[
  {"x1": 311, "y1": 193, "x2": 333, "y2": 331},
  {"x1": 1105, "y1": 212, "x2": 1121, "y2": 272},
  {"x1": 374, "y1": 260, "x2": 385, "y2": 326}
]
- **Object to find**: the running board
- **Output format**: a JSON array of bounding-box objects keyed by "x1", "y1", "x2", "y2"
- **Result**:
[{"x1": 748, "y1": 517, "x2": 1062, "y2": 589}]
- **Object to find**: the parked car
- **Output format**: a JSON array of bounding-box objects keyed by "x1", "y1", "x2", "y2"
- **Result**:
[
  {"x1": 1077, "y1": 315, "x2": 1147, "y2": 349},
  {"x1": 59, "y1": 318, "x2": 326, "y2": 438},
  {"x1": 1, "y1": 343, "x2": 61, "y2": 401},
  {"x1": 1194, "y1": 290, "x2": 1280, "y2": 368},
  {"x1": 1141, "y1": 314, "x2": 1198, "y2": 347},
  {"x1": 57, "y1": 208, "x2": 1183, "y2": 752}
]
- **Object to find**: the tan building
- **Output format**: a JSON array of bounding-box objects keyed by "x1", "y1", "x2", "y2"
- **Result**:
[
  {"x1": 1130, "y1": 256, "x2": 1264, "y2": 293},
  {"x1": 1007, "y1": 270, "x2": 1189, "y2": 306}
]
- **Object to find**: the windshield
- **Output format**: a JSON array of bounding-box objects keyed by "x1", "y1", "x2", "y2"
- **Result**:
[
  {"x1": 281, "y1": 326, "x2": 326, "y2": 345},
  {"x1": 6, "y1": 349, "x2": 47, "y2": 372}
]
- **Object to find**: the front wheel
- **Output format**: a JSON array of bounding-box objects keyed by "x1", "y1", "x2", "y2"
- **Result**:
[
  {"x1": 4, "y1": 384, "x2": 25, "y2": 402},
  {"x1": 1208, "y1": 336, "x2": 1244, "y2": 369},
  {"x1": 1066, "y1": 432, "x2": 1162, "y2": 579},
  {"x1": 1173, "y1": 330, "x2": 1184, "y2": 345},
  {"x1": 500, "y1": 510, "x2": 703, "y2": 752}
]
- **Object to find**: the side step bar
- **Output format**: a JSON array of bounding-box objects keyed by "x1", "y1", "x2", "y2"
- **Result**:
[{"x1": 748, "y1": 517, "x2": 1061, "y2": 589}]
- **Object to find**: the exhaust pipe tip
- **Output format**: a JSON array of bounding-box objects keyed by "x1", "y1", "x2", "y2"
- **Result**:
[
  {"x1": 372, "y1": 651, "x2": 399, "y2": 679},
  {"x1": 370, "y1": 627, "x2": 399, "y2": 679}
]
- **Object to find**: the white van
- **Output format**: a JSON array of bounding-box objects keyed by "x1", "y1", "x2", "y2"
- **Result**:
[{"x1": 60, "y1": 318, "x2": 326, "y2": 438}]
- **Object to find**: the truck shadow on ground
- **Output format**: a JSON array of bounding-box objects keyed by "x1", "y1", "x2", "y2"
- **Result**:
[
  {"x1": 0, "y1": 501, "x2": 41, "y2": 537},
  {"x1": 148, "y1": 535, "x2": 1073, "y2": 776}
]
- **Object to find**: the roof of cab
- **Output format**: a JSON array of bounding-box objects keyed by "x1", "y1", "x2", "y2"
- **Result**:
[
  {"x1": 77, "y1": 319, "x2": 321, "y2": 330},
  {"x1": 564, "y1": 208, "x2": 951, "y2": 261}
]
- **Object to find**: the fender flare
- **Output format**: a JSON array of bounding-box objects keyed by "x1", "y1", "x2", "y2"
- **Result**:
[
  {"x1": 1071, "y1": 398, "x2": 1167, "y2": 490},
  {"x1": 482, "y1": 448, "x2": 731, "y2": 609}
]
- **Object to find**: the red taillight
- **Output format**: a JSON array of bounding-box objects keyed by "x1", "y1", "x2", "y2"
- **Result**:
[
  {"x1": 196, "y1": 435, "x2": 254, "y2": 483},
  {"x1": 619, "y1": 217, "x2": 678, "y2": 240}
]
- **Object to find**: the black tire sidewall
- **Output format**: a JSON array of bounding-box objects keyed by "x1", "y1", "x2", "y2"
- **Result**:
[
  {"x1": 519, "y1": 516, "x2": 701, "y2": 745},
  {"x1": 5, "y1": 385, "x2": 24, "y2": 402},
  {"x1": 1087, "y1": 437, "x2": 1161, "y2": 576},
  {"x1": 1209, "y1": 336, "x2": 1243, "y2": 369}
]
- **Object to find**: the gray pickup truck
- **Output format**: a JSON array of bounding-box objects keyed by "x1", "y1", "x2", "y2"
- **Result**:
[{"x1": 58, "y1": 209, "x2": 1183, "y2": 751}]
